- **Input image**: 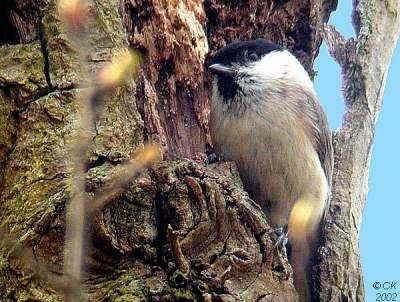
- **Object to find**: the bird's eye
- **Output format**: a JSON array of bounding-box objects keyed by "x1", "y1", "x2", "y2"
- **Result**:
[{"x1": 247, "y1": 51, "x2": 259, "y2": 61}]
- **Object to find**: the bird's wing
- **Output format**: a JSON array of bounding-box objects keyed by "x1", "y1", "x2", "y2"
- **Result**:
[
  {"x1": 309, "y1": 94, "x2": 333, "y2": 186},
  {"x1": 305, "y1": 93, "x2": 334, "y2": 219}
]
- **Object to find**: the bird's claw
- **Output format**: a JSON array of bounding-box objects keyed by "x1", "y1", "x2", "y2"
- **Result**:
[
  {"x1": 206, "y1": 152, "x2": 224, "y2": 164},
  {"x1": 268, "y1": 225, "x2": 288, "y2": 256}
]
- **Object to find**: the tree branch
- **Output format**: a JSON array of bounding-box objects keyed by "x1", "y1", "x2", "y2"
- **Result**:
[{"x1": 318, "y1": 1, "x2": 400, "y2": 301}]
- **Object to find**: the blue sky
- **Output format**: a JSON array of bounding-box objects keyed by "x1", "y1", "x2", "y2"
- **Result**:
[{"x1": 314, "y1": 2, "x2": 400, "y2": 301}]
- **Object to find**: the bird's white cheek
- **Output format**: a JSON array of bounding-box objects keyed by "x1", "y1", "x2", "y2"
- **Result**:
[{"x1": 243, "y1": 50, "x2": 315, "y2": 93}]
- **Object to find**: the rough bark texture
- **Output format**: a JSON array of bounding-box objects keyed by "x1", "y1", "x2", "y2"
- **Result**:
[{"x1": 0, "y1": 0, "x2": 398, "y2": 301}]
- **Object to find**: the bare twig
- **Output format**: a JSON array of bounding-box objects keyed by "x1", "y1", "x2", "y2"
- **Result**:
[
  {"x1": 88, "y1": 144, "x2": 162, "y2": 213},
  {"x1": 61, "y1": 0, "x2": 92, "y2": 298},
  {"x1": 58, "y1": 1, "x2": 148, "y2": 301}
]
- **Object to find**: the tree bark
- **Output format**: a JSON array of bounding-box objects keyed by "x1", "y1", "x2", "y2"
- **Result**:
[
  {"x1": 0, "y1": 0, "x2": 398, "y2": 301},
  {"x1": 316, "y1": 1, "x2": 400, "y2": 301}
]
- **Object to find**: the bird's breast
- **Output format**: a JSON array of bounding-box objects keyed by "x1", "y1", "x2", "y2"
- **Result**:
[{"x1": 210, "y1": 97, "x2": 328, "y2": 227}]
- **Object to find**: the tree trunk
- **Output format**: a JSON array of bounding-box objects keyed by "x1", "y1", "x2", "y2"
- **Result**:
[
  {"x1": 0, "y1": 0, "x2": 398, "y2": 301},
  {"x1": 317, "y1": 1, "x2": 400, "y2": 301}
]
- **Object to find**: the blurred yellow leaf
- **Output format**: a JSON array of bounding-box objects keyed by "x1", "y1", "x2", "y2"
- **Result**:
[{"x1": 98, "y1": 50, "x2": 143, "y2": 89}]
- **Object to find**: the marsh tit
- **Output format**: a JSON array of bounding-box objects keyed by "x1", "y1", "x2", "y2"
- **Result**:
[{"x1": 208, "y1": 39, "x2": 333, "y2": 302}]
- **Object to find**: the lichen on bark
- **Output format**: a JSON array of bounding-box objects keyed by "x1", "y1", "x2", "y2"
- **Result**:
[{"x1": 0, "y1": 0, "x2": 143, "y2": 300}]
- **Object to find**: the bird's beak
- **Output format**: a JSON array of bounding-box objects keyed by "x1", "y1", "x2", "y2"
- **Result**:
[{"x1": 208, "y1": 64, "x2": 236, "y2": 77}]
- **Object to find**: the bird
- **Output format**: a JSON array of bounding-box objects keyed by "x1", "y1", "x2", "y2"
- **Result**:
[{"x1": 208, "y1": 39, "x2": 333, "y2": 302}]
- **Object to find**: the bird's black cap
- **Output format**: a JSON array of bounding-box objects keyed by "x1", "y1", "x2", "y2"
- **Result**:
[
  {"x1": 208, "y1": 39, "x2": 282, "y2": 101},
  {"x1": 209, "y1": 39, "x2": 282, "y2": 67}
]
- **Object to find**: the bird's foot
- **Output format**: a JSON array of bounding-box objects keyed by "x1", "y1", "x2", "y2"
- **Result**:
[
  {"x1": 206, "y1": 152, "x2": 224, "y2": 164},
  {"x1": 268, "y1": 225, "x2": 288, "y2": 256}
]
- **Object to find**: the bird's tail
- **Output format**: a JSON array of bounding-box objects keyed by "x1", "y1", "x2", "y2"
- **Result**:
[
  {"x1": 290, "y1": 240, "x2": 314, "y2": 301},
  {"x1": 288, "y1": 198, "x2": 324, "y2": 302}
]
